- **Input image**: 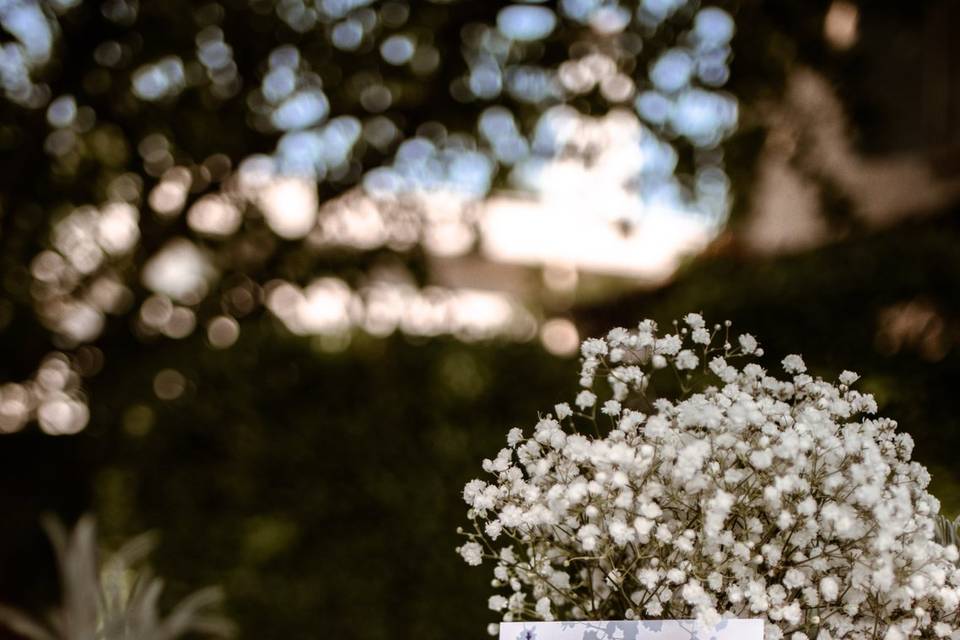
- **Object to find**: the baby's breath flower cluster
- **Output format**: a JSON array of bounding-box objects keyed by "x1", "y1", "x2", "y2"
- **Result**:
[{"x1": 457, "y1": 314, "x2": 960, "y2": 640}]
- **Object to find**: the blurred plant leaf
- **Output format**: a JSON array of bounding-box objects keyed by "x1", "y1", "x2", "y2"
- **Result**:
[
  {"x1": 0, "y1": 515, "x2": 234, "y2": 640},
  {"x1": 934, "y1": 513, "x2": 960, "y2": 552}
]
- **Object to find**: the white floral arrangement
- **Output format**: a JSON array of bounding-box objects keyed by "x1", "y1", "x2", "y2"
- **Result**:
[{"x1": 457, "y1": 314, "x2": 960, "y2": 640}]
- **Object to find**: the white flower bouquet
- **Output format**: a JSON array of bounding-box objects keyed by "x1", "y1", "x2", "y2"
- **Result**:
[{"x1": 458, "y1": 314, "x2": 960, "y2": 640}]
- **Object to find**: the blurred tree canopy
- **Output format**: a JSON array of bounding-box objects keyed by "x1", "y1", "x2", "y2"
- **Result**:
[{"x1": 2, "y1": 0, "x2": 960, "y2": 639}]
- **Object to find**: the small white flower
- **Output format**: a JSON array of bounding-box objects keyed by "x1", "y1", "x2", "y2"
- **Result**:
[
  {"x1": 839, "y1": 370, "x2": 860, "y2": 385},
  {"x1": 535, "y1": 596, "x2": 553, "y2": 620},
  {"x1": 782, "y1": 354, "x2": 806, "y2": 374},
  {"x1": 749, "y1": 449, "x2": 773, "y2": 470},
  {"x1": 575, "y1": 390, "x2": 596, "y2": 409},
  {"x1": 601, "y1": 400, "x2": 621, "y2": 416},
  {"x1": 608, "y1": 519, "x2": 634, "y2": 546},
  {"x1": 577, "y1": 524, "x2": 601, "y2": 551},
  {"x1": 820, "y1": 576, "x2": 839, "y2": 602},
  {"x1": 607, "y1": 327, "x2": 630, "y2": 346},
  {"x1": 709, "y1": 357, "x2": 728, "y2": 376},
  {"x1": 676, "y1": 349, "x2": 699, "y2": 370},
  {"x1": 499, "y1": 505, "x2": 523, "y2": 527},
  {"x1": 684, "y1": 313, "x2": 705, "y2": 329},
  {"x1": 488, "y1": 595, "x2": 508, "y2": 611},
  {"x1": 581, "y1": 337, "x2": 608, "y2": 358},
  {"x1": 463, "y1": 479, "x2": 486, "y2": 506},
  {"x1": 638, "y1": 319, "x2": 657, "y2": 332},
  {"x1": 459, "y1": 541, "x2": 483, "y2": 566},
  {"x1": 739, "y1": 333, "x2": 758, "y2": 354},
  {"x1": 554, "y1": 402, "x2": 572, "y2": 420},
  {"x1": 655, "y1": 334, "x2": 682, "y2": 356}
]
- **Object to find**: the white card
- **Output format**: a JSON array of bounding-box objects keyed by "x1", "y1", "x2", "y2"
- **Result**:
[{"x1": 499, "y1": 619, "x2": 764, "y2": 640}]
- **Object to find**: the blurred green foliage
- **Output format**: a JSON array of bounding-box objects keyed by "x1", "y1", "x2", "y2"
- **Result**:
[{"x1": 2, "y1": 1, "x2": 960, "y2": 639}]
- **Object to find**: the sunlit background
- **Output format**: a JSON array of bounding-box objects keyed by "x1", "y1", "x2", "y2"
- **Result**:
[{"x1": 1, "y1": 0, "x2": 960, "y2": 638}]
